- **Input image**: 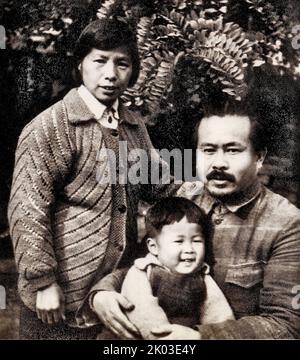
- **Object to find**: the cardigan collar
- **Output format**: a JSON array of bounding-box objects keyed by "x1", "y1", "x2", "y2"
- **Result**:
[
  {"x1": 77, "y1": 85, "x2": 120, "y2": 121},
  {"x1": 63, "y1": 88, "x2": 139, "y2": 126}
]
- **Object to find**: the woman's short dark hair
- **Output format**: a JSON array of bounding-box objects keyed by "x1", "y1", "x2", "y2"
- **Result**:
[
  {"x1": 145, "y1": 197, "x2": 214, "y2": 266},
  {"x1": 74, "y1": 17, "x2": 140, "y2": 87}
]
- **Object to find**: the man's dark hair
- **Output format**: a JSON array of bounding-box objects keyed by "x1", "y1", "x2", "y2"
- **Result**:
[
  {"x1": 145, "y1": 197, "x2": 214, "y2": 266},
  {"x1": 194, "y1": 100, "x2": 267, "y2": 154},
  {"x1": 74, "y1": 17, "x2": 140, "y2": 87}
]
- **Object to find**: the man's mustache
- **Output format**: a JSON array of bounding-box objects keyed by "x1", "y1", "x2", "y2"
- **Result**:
[{"x1": 206, "y1": 170, "x2": 235, "y2": 183}]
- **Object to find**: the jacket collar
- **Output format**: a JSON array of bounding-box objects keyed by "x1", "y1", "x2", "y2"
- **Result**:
[
  {"x1": 195, "y1": 182, "x2": 263, "y2": 217},
  {"x1": 134, "y1": 253, "x2": 165, "y2": 271},
  {"x1": 63, "y1": 88, "x2": 139, "y2": 126}
]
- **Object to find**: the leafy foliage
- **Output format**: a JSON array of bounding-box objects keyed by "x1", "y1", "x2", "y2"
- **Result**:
[
  {"x1": 91, "y1": 0, "x2": 300, "y2": 123},
  {"x1": 4, "y1": 0, "x2": 300, "y2": 121},
  {"x1": 3, "y1": 0, "x2": 93, "y2": 54}
]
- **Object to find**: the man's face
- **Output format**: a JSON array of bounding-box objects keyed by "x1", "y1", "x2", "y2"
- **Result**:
[
  {"x1": 196, "y1": 115, "x2": 264, "y2": 199},
  {"x1": 147, "y1": 216, "x2": 205, "y2": 274},
  {"x1": 79, "y1": 47, "x2": 133, "y2": 106}
]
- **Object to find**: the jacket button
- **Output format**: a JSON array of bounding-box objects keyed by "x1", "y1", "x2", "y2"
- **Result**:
[
  {"x1": 111, "y1": 129, "x2": 119, "y2": 137},
  {"x1": 118, "y1": 205, "x2": 127, "y2": 213},
  {"x1": 214, "y1": 218, "x2": 223, "y2": 225}
]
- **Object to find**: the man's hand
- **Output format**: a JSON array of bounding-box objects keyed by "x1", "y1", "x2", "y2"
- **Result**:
[
  {"x1": 36, "y1": 283, "x2": 65, "y2": 324},
  {"x1": 92, "y1": 291, "x2": 140, "y2": 339},
  {"x1": 151, "y1": 324, "x2": 201, "y2": 340}
]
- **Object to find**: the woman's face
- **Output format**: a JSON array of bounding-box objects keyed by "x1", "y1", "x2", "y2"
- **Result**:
[{"x1": 79, "y1": 46, "x2": 133, "y2": 106}]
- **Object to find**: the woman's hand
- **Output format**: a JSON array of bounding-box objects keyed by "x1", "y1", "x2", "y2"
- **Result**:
[
  {"x1": 36, "y1": 283, "x2": 65, "y2": 324},
  {"x1": 151, "y1": 324, "x2": 201, "y2": 340},
  {"x1": 92, "y1": 291, "x2": 140, "y2": 339}
]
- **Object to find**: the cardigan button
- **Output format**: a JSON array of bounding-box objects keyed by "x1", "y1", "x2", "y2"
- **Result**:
[
  {"x1": 214, "y1": 218, "x2": 223, "y2": 225},
  {"x1": 117, "y1": 244, "x2": 124, "y2": 251},
  {"x1": 118, "y1": 205, "x2": 127, "y2": 213}
]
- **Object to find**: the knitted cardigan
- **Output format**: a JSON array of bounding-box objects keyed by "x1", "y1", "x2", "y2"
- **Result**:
[{"x1": 8, "y1": 88, "x2": 177, "y2": 314}]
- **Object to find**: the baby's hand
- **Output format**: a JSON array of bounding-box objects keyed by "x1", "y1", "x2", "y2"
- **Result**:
[
  {"x1": 176, "y1": 181, "x2": 203, "y2": 199},
  {"x1": 36, "y1": 283, "x2": 65, "y2": 324}
]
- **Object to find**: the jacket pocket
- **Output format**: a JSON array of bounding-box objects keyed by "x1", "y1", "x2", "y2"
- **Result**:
[
  {"x1": 224, "y1": 261, "x2": 266, "y2": 317},
  {"x1": 225, "y1": 261, "x2": 265, "y2": 288}
]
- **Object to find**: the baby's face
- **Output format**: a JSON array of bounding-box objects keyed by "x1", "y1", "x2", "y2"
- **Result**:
[{"x1": 148, "y1": 216, "x2": 205, "y2": 274}]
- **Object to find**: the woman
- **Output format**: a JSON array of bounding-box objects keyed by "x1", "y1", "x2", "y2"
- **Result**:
[{"x1": 8, "y1": 17, "x2": 178, "y2": 340}]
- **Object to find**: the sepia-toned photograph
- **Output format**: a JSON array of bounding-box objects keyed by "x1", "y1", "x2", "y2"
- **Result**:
[{"x1": 0, "y1": 0, "x2": 299, "y2": 341}]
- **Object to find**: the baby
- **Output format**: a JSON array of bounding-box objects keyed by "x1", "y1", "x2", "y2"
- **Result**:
[{"x1": 98, "y1": 197, "x2": 234, "y2": 340}]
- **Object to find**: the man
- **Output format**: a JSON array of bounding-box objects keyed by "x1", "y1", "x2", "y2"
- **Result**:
[{"x1": 90, "y1": 104, "x2": 300, "y2": 339}]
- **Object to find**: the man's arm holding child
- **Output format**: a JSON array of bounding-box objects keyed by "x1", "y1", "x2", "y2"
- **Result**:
[{"x1": 89, "y1": 268, "x2": 140, "y2": 339}]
